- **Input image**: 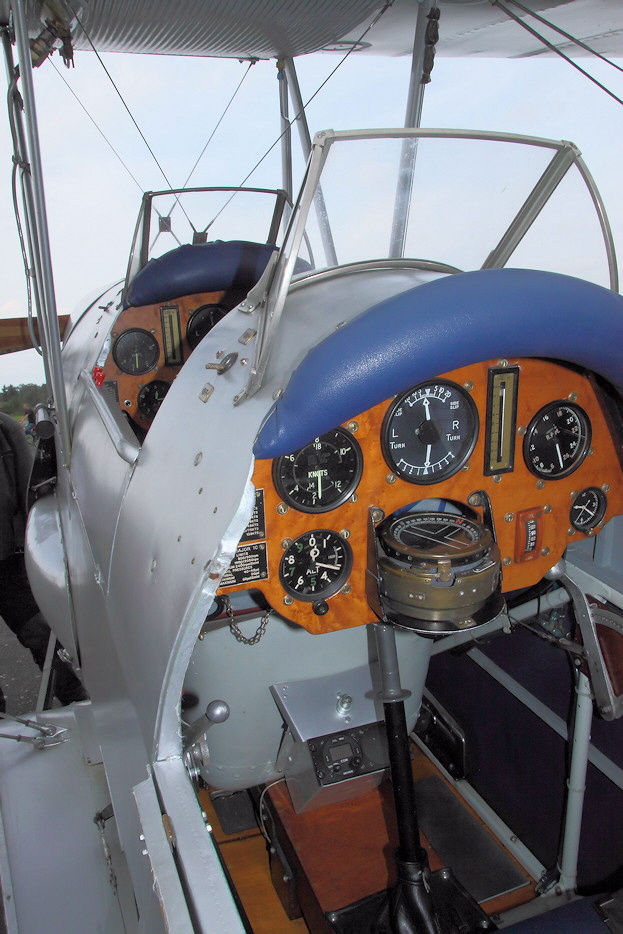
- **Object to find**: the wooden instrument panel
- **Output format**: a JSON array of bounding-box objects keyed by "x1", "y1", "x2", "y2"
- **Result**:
[
  {"x1": 98, "y1": 289, "x2": 229, "y2": 432},
  {"x1": 218, "y1": 358, "x2": 623, "y2": 635}
]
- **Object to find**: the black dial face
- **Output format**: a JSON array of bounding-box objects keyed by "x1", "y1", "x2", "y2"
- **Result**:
[
  {"x1": 137, "y1": 380, "x2": 170, "y2": 420},
  {"x1": 279, "y1": 530, "x2": 352, "y2": 601},
  {"x1": 187, "y1": 304, "x2": 228, "y2": 350},
  {"x1": 113, "y1": 329, "x2": 160, "y2": 376},
  {"x1": 273, "y1": 428, "x2": 363, "y2": 513},
  {"x1": 570, "y1": 487, "x2": 607, "y2": 532},
  {"x1": 524, "y1": 402, "x2": 591, "y2": 479},
  {"x1": 380, "y1": 512, "x2": 489, "y2": 565},
  {"x1": 382, "y1": 380, "x2": 478, "y2": 484}
]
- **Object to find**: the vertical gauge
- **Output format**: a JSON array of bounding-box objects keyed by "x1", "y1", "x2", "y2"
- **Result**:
[
  {"x1": 160, "y1": 305, "x2": 183, "y2": 366},
  {"x1": 485, "y1": 366, "x2": 519, "y2": 475}
]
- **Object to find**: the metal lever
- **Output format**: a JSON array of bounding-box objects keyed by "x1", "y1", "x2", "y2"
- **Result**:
[{"x1": 547, "y1": 560, "x2": 622, "y2": 720}]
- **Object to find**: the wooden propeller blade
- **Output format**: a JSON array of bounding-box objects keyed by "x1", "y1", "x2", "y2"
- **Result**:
[{"x1": 0, "y1": 315, "x2": 70, "y2": 355}]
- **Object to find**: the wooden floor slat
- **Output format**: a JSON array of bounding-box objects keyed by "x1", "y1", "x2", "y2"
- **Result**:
[{"x1": 200, "y1": 742, "x2": 537, "y2": 932}]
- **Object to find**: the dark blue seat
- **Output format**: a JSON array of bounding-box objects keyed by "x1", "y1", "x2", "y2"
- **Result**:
[
  {"x1": 254, "y1": 268, "x2": 623, "y2": 459},
  {"x1": 123, "y1": 240, "x2": 276, "y2": 308}
]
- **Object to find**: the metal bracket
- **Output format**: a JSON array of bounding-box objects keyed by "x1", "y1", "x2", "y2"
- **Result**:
[{"x1": 548, "y1": 561, "x2": 623, "y2": 720}]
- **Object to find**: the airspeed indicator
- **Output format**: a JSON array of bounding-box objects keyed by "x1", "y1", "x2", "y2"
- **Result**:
[{"x1": 382, "y1": 380, "x2": 479, "y2": 484}]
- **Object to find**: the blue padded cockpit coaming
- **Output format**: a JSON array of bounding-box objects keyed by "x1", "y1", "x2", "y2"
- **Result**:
[
  {"x1": 254, "y1": 268, "x2": 623, "y2": 459},
  {"x1": 123, "y1": 240, "x2": 276, "y2": 308}
]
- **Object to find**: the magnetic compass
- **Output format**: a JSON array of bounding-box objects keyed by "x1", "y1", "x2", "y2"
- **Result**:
[{"x1": 373, "y1": 504, "x2": 502, "y2": 634}]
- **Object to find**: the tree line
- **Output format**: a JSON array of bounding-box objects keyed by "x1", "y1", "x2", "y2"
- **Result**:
[{"x1": 0, "y1": 383, "x2": 48, "y2": 419}]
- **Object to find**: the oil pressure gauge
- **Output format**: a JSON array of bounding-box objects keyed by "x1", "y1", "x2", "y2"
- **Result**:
[{"x1": 570, "y1": 487, "x2": 607, "y2": 532}]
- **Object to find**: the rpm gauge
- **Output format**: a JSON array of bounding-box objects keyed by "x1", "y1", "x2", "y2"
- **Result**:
[
  {"x1": 280, "y1": 530, "x2": 352, "y2": 602},
  {"x1": 524, "y1": 402, "x2": 591, "y2": 479},
  {"x1": 382, "y1": 380, "x2": 478, "y2": 484},
  {"x1": 113, "y1": 328, "x2": 160, "y2": 376},
  {"x1": 273, "y1": 427, "x2": 363, "y2": 513}
]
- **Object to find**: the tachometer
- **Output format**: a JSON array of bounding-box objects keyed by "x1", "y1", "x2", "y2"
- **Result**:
[
  {"x1": 382, "y1": 380, "x2": 478, "y2": 484},
  {"x1": 279, "y1": 530, "x2": 352, "y2": 602},
  {"x1": 523, "y1": 401, "x2": 591, "y2": 479},
  {"x1": 273, "y1": 427, "x2": 363, "y2": 513}
]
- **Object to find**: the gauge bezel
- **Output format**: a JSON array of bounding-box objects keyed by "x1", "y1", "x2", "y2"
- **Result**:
[
  {"x1": 381, "y1": 379, "x2": 479, "y2": 485},
  {"x1": 381, "y1": 512, "x2": 491, "y2": 563},
  {"x1": 272, "y1": 427, "x2": 363, "y2": 514},
  {"x1": 570, "y1": 486, "x2": 607, "y2": 532},
  {"x1": 279, "y1": 530, "x2": 353, "y2": 602},
  {"x1": 523, "y1": 401, "x2": 592, "y2": 480},
  {"x1": 186, "y1": 304, "x2": 228, "y2": 350},
  {"x1": 112, "y1": 328, "x2": 160, "y2": 376},
  {"x1": 137, "y1": 379, "x2": 171, "y2": 420}
]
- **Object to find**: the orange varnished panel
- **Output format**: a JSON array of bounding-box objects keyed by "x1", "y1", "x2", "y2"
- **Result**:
[
  {"x1": 100, "y1": 290, "x2": 226, "y2": 431},
  {"x1": 219, "y1": 358, "x2": 623, "y2": 635}
]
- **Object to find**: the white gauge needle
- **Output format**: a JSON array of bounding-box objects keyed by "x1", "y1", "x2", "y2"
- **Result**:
[
  {"x1": 315, "y1": 562, "x2": 339, "y2": 571},
  {"x1": 555, "y1": 442, "x2": 564, "y2": 469}
]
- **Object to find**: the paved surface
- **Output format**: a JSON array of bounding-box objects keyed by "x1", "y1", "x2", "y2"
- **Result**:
[{"x1": 0, "y1": 617, "x2": 43, "y2": 716}]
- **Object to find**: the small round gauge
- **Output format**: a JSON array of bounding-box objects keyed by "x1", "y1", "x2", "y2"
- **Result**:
[
  {"x1": 137, "y1": 380, "x2": 170, "y2": 420},
  {"x1": 273, "y1": 427, "x2": 363, "y2": 513},
  {"x1": 524, "y1": 401, "x2": 591, "y2": 479},
  {"x1": 113, "y1": 328, "x2": 160, "y2": 376},
  {"x1": 382, "y1": 380, "x2": 478, "y2": 484},
  {"x1": 279, "y1": 530, "x2": 352, "y2": 602},
  {"x1": 380, "y1": 512, "x2": 492, "y2": 568},
  {"x1": 570, "y1": 487, "x2": 607, "y2": 532},
  {"x1": 187, "y1": 304, "x2": 228, "y2": 350}
]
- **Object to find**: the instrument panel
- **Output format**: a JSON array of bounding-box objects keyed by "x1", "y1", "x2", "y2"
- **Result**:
[
  {"x1": 218, "y1": 358, "x2": 623, "y2": 635},
  {"x1": 99, "y1": 290, "x2": 233, "y2": 432}
]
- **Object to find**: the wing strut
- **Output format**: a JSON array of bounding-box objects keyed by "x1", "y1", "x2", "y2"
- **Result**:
[{"x1": 5, "y1": 1, "x2": 71, "y2": 464}]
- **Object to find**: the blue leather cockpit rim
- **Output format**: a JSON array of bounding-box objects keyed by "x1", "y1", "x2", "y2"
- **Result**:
[
  {"x1": 253, "y1": 268, "x2": 623, "y2": 459},
  {"x1": 123, "y1": 240, "x2": 276, "y2": 309}
]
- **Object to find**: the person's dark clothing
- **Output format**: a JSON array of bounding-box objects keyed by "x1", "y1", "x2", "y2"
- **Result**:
[{"x1": 0, "y1": 412, "x2": 87, "y2": 711}]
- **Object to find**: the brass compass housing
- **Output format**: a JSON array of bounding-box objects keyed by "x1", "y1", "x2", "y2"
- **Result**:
[{"x1": 373, "y1": 503, "x2": 503, "y2": 635}]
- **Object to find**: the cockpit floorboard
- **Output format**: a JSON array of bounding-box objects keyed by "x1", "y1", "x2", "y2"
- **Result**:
[{"x1": 200, "y1": 743, "x2": 538, "y2": 933}]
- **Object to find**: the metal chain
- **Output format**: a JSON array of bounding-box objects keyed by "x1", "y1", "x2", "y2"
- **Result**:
[{"x1": 225, "y1": 597, "x2": 270, "y2": 645}]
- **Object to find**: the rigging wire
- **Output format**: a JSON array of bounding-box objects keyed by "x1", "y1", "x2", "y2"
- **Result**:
[
  {"x1": 204, "y1": 1, "x2": 394, "y2": 233},
  {"x1": 504, "y1": 0, "x2": 623, "y2": 76},
  {"x1": 63, "y1": 0, "x2": 177, "y2": 192},
  {"x1": 180, "y1": 58, "x2": 256, "y2": 191},
  {"x1": 493, "y1": 0, "x2": 623, "y2": 108},
  {"x1": 48, "y1": 57, "x2": 144, "y2": 193}
]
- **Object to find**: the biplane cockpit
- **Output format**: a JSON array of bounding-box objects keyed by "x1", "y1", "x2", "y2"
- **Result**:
[{"x1": 33, "y1": 128, "x2": 622, "y2": 931}]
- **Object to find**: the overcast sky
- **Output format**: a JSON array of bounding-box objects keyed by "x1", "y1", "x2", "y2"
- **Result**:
[{"x1": 0, "y1": 39, "x2": 621, "y2": 387}]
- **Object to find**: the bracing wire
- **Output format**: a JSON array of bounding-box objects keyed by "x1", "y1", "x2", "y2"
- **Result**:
[
  {"x1": 493, "y1": 0, "x2": 623, "y2": 108},
  {"x1": 505, "y1": 0, "x2": 623, "y2": 76},
  {"x1": 48, "y1": 57, "x2": 144, "y2": 193},
  {"x1": 204, "y1": 1, "x2": 394, "y2": 233}
]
